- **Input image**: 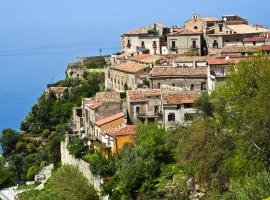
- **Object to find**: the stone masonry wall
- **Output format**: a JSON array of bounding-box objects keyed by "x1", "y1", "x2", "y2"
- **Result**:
[{"x1": 61, "y1": 135, "x2": 108, "y2": 200}]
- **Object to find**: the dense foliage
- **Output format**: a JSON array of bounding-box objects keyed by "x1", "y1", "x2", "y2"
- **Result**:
[
  {"x1": 19, "y1": 165, "x2": 98, "y2": 200},
  {"x1": 0, "y1": 72, "x2": 104, "y2": 185},
  {"x1": 96, "y1": 56, "x2": 270, "y2": 200}
]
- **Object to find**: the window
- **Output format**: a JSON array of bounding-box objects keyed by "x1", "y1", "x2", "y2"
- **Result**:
[
  {"x1": 153, "y1": 41, "x2": 157, "y2": 48},
  {"x1": 221, "y1": 67, "x2": 225, "y2": 75},
  {"x1": 213, "y1": 40, "x2": 218, "y2": 49},
  {"x1": 154, "y1": 106, "x2": 159, "y2": 114},
  {"x1": 136, "y1": 106, "x2": 140, "y2": 114},
  {"x1": 190, "y1": 84, "x2": 195, "y2": 91},
  {"x1": 219, "y1": 24, "x2": 223, "y2": 32},
  {"x1": 171, "y1": 41, "x2": 176, "y2": 49},
  {"x1": 192, "y1": 40, "x2": 197, "y2": 49},
  {"x1": 194, "y1": 26, "x2": 198, "y2": 29},
  {"x1": 141, "y1": 41, "x2": 145, "y2": 48},
  {"x1": 157, "y1": 83, "x2": 161, "y2": 89},
  {"x1": 201, "y1": 82, "x2": 206, "y2": 90},
  {"x1": 172, "y1": 83, "x2": 175, "y2": 87},
  {"x1": 127, "y1": 40, "x2": 131, "y2": 48},
  {"x1": 253, "y1": 41, "x2": 257, "y2": 46},
  {"x1": 168, "y1": 113, "x2": 175, "y2": 122}
]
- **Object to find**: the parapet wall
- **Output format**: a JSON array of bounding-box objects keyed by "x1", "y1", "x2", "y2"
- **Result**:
[{"x1": 61, "y1": 135, "x2": 108, "y2": 200}]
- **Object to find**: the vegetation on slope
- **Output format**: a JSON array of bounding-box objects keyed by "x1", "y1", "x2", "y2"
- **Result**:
[
  {"x1": 19, "y1": 165, "x2": 98, "y2": 200},
  {"x1": 0, "y1": 72, "x2": 104, "y2": 185}
]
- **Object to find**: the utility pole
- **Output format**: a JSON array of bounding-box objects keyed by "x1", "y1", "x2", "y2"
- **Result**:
[{"x1": 99, "y1": 48, "x2": 102, "y2": 57}]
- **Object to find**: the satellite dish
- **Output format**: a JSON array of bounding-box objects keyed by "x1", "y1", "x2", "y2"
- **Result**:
[
  {"x1": 223, "y1": 17, "x2": 227, "y2": 22},
  {"x1": 225, "y1": 56, "x2": 230, "y2": 61}
]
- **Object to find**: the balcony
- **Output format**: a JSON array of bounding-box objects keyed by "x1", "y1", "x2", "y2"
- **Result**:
[
  {"x1": 137, "y1": 112, "x2": 160, "y2": 119},
  {"x1": 170, "y1": 47, "x2": 178, "y2": 52}
]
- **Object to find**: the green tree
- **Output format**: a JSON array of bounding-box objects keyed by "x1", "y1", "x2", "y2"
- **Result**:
[{"x1": 0, "y1": 129, "x2": 20, "y2": 158}]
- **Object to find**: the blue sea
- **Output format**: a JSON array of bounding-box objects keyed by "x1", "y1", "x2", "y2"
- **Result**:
[{"x1": 0, "y1": 26, "x2": 121, "y2": 153}]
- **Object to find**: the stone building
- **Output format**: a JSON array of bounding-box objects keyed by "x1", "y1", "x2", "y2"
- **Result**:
[
  {"x1": 45, "y1": 87, "x2": 69, "y2": 100},
  {"x1": 207, "y1": 58, "x2": 242, "y2": 92},
  {"x1": 72, "y1": 92, "x2": 122, "y2": 137},
  {"x1": 184, "y1": 13, "x2": 219, "y2": 32},
  {"x1": 66, "y1": 62, "x2": 84, "y2": 79},
  {"x1": 167, "y1": 28, "x2": 204, "y2": 55},
  {"x1": 105, "y1": 61, "x2": 151, "y2": 92},
  {"x1": 121, "y1": 23, "x2": 168, "y2": 55},
  {"x1": 243, "y1": 37, "x2": 267, "y2": 46},
  {"x1": 94, "y1": 112, "x2": 125, "y2": 140},
  {"x1": 161, "y1": 91, "x2": 201, "y2": 129},
  {"x1": 126, "y1": 89, "x2": 162, "y2": 124},
  {"x1": 206, "y1": 23, "x2": 270, "y2": 50},
  {"x1": 150, "y1": 67, "x2": 208, "y2": 92},
  {"x1": 173, "y1": 56, "x2": 208, "y2": 67},
  {"x1": 100, "y1": 125, "x2": 135, "y2": 154}
]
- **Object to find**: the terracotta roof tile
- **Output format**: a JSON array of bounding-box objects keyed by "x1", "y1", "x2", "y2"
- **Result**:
[
  {"x1": 104, "y1": 125, "x2": 135, "y2": 137},
  {"x1": 123, "y1": 23, "x2": 165, "y2": 36},
  {"x1": 151, "y1": 67, "x2": 207, "y2": 77},
  {"x1": 221, "y1": 45, "x2": 270, "y2": 53},
  {"x1": 243, "y1": 37, "x2": 266, "y2": 42},
  {"x1": 162, "y1": 92, "x2": 201, "y2": 105},
  {"x1": 48, "y1": 87, "x2": 68, "y2": 93},
  {"x1": 175, "y1": 56, "x2": 208, "y2": 62},
  {"x1": 110, "y1": 61, "x2": 148, "y2": 73},
  {"x1": 95, "y1": 92, "x2": 121, "y2": 102},
  {"x1": 227, "y1": 24, "x2": 270, "y2": 34},
  {"x1": 167, "y1": 28, "x2": 203, "y2": 36},
  {"x1": 130, "y1": 54, "x2": 162, "y2": 64},
  {"x1": 95, "y1": 112, "x2": 125, "y2": 126},
  {"x1": 207, "y1": 58, "x2": 243, "y2": 65},
  {"x1": 127, "y1": 89, "x2": 161, "y2": 100},
  {"x1": 88, "y1": 102, "x2": 103, "y2": 110}
]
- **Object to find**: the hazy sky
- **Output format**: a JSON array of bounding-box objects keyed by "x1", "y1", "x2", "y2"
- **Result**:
[
  {"x1": 0, "y1": 0, "x2": 269, "y2": 46},
  {"x1": 0, "y1": 0, "x2": 269, "y2": 132}
]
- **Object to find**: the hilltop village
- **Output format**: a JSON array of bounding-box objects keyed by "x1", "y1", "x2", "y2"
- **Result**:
[
  {"x1": 58, "y1": 14, "x2": 270, "y2": 154},
  {"x1": 2, "y1": 13, "x2": 270, "y2": 200}
]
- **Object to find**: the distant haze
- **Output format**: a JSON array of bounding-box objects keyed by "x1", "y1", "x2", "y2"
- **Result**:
[{"x1": 0, "y1": 0, "x2": 269, "y2": 134}]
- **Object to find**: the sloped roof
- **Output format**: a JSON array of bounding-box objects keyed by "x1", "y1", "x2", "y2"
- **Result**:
[
  {"x1": 221, "y1": 45, "x2": 270, "y2": 53},
  {"x1": 110, "y1": 61, "x2": 148, "y2": 73},
  {"x1": 104, "y1": 125, "x2": 135, "y2": 137},
  {"x1": 48, "y1": 87, "x2": 68, "y2": 94},
  {"x1": 175, "y1": 56, "x2": 208, "y2": 62},
  {"x1": 167, "y1": 28, "x2": 203, "y2": 36},
  {"x1": 227, "y1": 24, "x2": 270, "y2": 34},
  {"x1": 95, "y1": 112, "x2": 125, "y2": 126},
  {"x1": 95, "y1": 92, "x2": 121, "y2": 102},
  {"x1": 207, "y1": 58, "x2": 243, "y2": 65},
  {"x1": 123, "y1": 23, "x2": 166, "y2": 36},
  {"x1": 151, "y1": 67, "x2": 207, "y2": 77},
  {"x1": 243, "y1": 37, "x2": 266, "y2": 42},
  {"x1": 162, "y1": 92, "x2": 201, "y2": 105},
  {"x1": 127, "y1": 89, "x2": 161, "y2": 100},
  {"x1": 130, "y1": 54, "x2": 162, "y2": 64}
]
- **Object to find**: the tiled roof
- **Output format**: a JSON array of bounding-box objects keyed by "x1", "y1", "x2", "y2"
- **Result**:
[
  {"x1": 207, "y1": 58, "x2": 243, "y2": 65},
  {"x1": 201, "y1": 16, "x2": 219, "y2": 22},
  {"x1": 130, "y1": 54, "x2": 162, "y2": 64},
  {"x1": 104, "y1": 125, "x2": 135, "y2": 137},
  {"x1": 123, "y1": 23, "x2": 165, "y2": 36},
  {"x1": 162, "y1": 92, "x2": 201, "y2": 105},
  {"x1": 167, "y1": 28, "x2": 203, "y2": 36},
  {"x1": 243, "y1": 37, "x2": 266, "y2": 42},
  {"x1": 127, "y1": 89, "x2": 161, "y2": 100},
  {"x1": 151, "y1": 67, "x2": 207, "y2": 77},
  {"x1": 175, "y1": 56, "x2": 208, "y2": 62},
  {"x1": 110, "y1": 61, "x2": 148, "y2": 73},
  {"x1": 88, "y1": 102, "x2": 103, "y2": 110},
  {"x1": 221, "y1": 45, "x2": 270, "y2": 53},
  {"x1": 95, "y1": 92, "x2": 121, "y2": 102},
  {"x1": 95, "y1": 112, "x2": 125, "y2": 126},
  {"x1": 226, "y1": 24, "x2": 270, "y2": 34},
  {"x1": 48, "y1": 87, "x2": 68, "y2": 93}
]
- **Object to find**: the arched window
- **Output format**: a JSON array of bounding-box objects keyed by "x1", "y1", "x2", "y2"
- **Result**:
[{"x1": 194, "y1": 26, "x2": 198, "y2": 29}]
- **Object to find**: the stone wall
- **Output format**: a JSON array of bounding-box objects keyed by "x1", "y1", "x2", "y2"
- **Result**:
[{"x1": 61, "y1": 135, "x2": 108, "y2": 200}]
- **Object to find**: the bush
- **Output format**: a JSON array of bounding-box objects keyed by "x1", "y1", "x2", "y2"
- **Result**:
[{"x1": 27, "y1": 165, "x2": 39, "y2": 180}]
